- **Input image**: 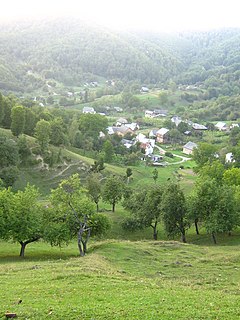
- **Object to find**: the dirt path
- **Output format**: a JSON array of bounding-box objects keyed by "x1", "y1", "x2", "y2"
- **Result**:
[{"x1": 155, "y1": 146, "x2": 191, "y2": 165}]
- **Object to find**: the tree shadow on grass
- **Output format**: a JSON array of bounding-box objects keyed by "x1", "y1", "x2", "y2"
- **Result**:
[
  {"x1": 0, "y1": 242, "x2": 80, "y2": 263},
  {"x1": 187, "y1": 231, "x2": 240, "y2": 247}
]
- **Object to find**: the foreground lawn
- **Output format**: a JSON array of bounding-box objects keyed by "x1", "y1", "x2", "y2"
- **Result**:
[{"x1": 0, "y1": 239, "x2": 240, "y2": 319}]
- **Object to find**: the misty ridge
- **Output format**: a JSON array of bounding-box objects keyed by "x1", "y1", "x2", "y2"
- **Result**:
[{"x1": 0, "y1": 18, "x2": 239, "y2": 96}]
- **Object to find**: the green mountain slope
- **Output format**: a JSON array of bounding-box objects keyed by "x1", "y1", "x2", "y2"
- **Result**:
[
  {"x1": 0, "y1": 19, "x2": 183, "y2": 92},
  {"x1": 0, "y1": 19, "x2": 239, "y2": 98}
]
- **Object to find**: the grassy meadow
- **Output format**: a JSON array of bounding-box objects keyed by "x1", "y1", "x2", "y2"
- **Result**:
[{"x1": 1, "y1": 229, "x2": 240, "y2": 320}]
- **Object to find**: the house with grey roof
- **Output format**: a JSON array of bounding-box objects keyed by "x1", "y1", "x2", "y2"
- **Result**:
[
  {"x1": 149, "y1": 128, "x2": 159, "y2": 138},
  {"x1": 156, "y1": 128, "x2": 170, "y2": 144},
  {"x1": 192, "y1": 123, "x2": 207, "y2": 130},
  {"x1": 182, "y1": 141, "x2": 197, "y2": 155}
]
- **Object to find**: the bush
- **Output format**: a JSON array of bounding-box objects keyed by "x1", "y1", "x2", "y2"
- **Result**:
[
  {"x1": 31, "y1": 146, "x2": 42, "y2": 155},
  {"x1": 122, "y1": 217, "x2": 144, "y2": 231},
  {"x1": 165, "y1": 151, "x2": 174, "y2": 158}
]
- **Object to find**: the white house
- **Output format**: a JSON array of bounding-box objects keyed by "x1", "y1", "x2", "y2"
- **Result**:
[
  {"x1": 82, "y1": 107, "x2": 96, "y2": 114},
  {"x1": 215, "y1": 122, "x2": 227, "y2": 131},
  {"x1": 145, "y1": 110, "x2": 168, "y2": 118},
  {"x1": 141, "y1": 86, "x2": 149, "y2": 93},
  {"x1": 135, "y1": 133, "x2": 155, "y2": 155},
  {"x1": 225, "y1": 152, "x2": 235, "y2": 163},
  {"x1": 145, "y1": 110, "x2": 154, "y2": 118},
  {"x1": 171, "y1": 116, "x2": 182, "y2": 127},
  {"x1": 230, "y1": 123, "x2": 239, "y2": 130}
]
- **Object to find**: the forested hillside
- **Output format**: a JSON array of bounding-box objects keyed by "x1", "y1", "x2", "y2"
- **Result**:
[
  {"x1": 0, "y1": 19, "x2": 182, "y2": 92},
  {"x1": 0, "y1": 19, "x2": 239, "y2": 96}
]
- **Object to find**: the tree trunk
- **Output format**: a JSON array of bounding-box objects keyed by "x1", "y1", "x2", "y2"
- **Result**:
[
  {"x1": 19, "y1": 237, "x2": 40, "y2": 258},
  {"x1": 212, "y1": 232, "x2": 217, "y2": 244},
  {"x1": 82, "y1": 228, "x2": 91, "y2": 254},
  {"x1": 77, "y1": 227, "x2": 85, "y2": 256},
  {"x1": 153, "y1": 229, "x2": 158, "y2": 240},
  {"x1": 112, "y1": 202, "x2": 115, "y2": 212},
  {"x1": 194, "y1": 218, "x2": 200, "y2": 235},
  {"x1": 77, "y1": 223, "x2": 91, "y2": 257},
  {"x1": 181, "y1": 229, "x2": 187, "y2": 243},
  {"x1": 19, "y1": 242, "x2": 27, "y2": 258},
  {"x1": 96, "y1": 202, "x2": 99, "y2": 212},
  {"x1": 152, "y1": 221, "x2": 158, "y2": 240}
]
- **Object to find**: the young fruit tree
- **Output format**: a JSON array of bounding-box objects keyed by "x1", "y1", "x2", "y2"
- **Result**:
[
  {"x1": 190, "y1": 178, "x2": 239, "y2": 244},
  {"x1": 161, "y1": 183, "x2": 189, "y2": 243},
  {"x1": 86, "y1": 172, "x2": 102, "y2": 212},
  {"x1": 123, "y1": 185, "x2": 163, "y2": 240},
  {"x1": 44, "y1": 174, "x2": 110, "y2": 256},
  {"x1": 102, "y1": 175, "x2": 124, "y2": 212},
  {"x1": 0, "y1": 185, "x2": 44, "y2": 257}
]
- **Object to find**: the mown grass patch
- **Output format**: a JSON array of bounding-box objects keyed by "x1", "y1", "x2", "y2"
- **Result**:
[{"x1": 0, "y1": 239, "x2": 240, "y2": 319}]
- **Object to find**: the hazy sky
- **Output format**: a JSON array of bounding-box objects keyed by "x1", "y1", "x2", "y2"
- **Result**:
[{"x1": 1, "y1": 0, "x2": 240, "y2": 32}]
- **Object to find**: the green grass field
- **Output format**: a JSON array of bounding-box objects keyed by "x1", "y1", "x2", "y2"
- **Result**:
[{"x1": 1, "y1": 230, "x2": 240, "y2": 320}]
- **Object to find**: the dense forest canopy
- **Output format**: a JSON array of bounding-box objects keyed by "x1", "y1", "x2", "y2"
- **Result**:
[{"x1": 0, "y1": 19, "x2": 239, "y2": 96}]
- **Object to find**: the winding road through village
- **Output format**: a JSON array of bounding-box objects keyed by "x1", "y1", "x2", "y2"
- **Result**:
[{"x1": 155, "y1": 145, "x2": 191, "y2": 165}]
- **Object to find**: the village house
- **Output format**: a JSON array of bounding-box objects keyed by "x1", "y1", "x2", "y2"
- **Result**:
[
  {"x1": 141, "y1": 86, "x2": 149, "y2": 93},
  {"x1": 215, "y1": 122, "x2": 227, "y2": 131},
  {"x1": 115, "y1": 118, "x2": 128, "y2": 126},
  {"x1": 145, "y1": 110, "x2": 154, "y2": 118},
  {"x1": 121, "y1": 139, "x2": 135, "y2": 149},
  {"x1": 171, "y1": 116, "x2": 182, "y2": 126},
  {"x1": 145, "y1": 109, "x2": 168, "y2": 118},
  {"x1": 82, "y1": 106, "x2": 96, "y2": 114},
  {"x1": 230, "y1": 123, "x2": 239, "y2": 130},
  {"x1": 149, "y1": 128, "x2": 159, "y2": 138},
  {"x1": 182, "y1": 141, "x2": 197, "y2": 155},
  {"x1": 225, "y1": 152, "x2": 235, "y2": 163},
  {"x1": 107, "y1": 126, "x2": 133, "y2": 137},
  {"x1": 114, "y1": 106, "x2": 123, "y2": 112},
  {"x1": 156, "y1": 128, "x2": 170, "y2": 144},
  {"x1": 135, "y1": 133, "x2": 155, "y2": 155},
  {"x1": 125, "y1": 123, "x2": 139, "y2": 131},
  {"x1": 192, "y1": 123, "x2": 208, "y2": 131}
]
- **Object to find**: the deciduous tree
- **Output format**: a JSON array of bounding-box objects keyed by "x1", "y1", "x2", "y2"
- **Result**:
[
  {"x1": 192, "y1": 143, "x2": 218, "y2": 171},
  {"x1": 0, "y1": 185, "x2": 44, "y2": 257},
  {"x1": 102, "y1": 175, "x2": 124, "y2": 212},
  {"x1": 35, "y1": 119, "x2": 51, "y2": 153},
  {"x1": 45, "y1": 174, "x2": 110, "y2": 256},
  {"x1": 190, "y1": 178, "x2": 239, "y2": 243},
  {"x1": 10, "y1": 105, "x2": 25, "y2": 137},
  {"x1": 123, "y1": 185, "x2": 163, "y2": 240},
  {"x1": 162, "y1": 183, "x2": 188, "y2": 243},
  {"x1": 86, "y1": 173, "x2": 102, "y2": 212}
]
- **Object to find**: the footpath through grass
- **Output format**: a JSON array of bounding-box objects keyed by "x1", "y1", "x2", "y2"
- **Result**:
[{"x1": 0, "y1": 236, "x2": 240, "y2": 320}]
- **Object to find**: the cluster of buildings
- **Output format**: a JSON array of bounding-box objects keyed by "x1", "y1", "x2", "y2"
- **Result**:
[{"x1": 82, "y1": 105, "x2": 239, "y2": 162}]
